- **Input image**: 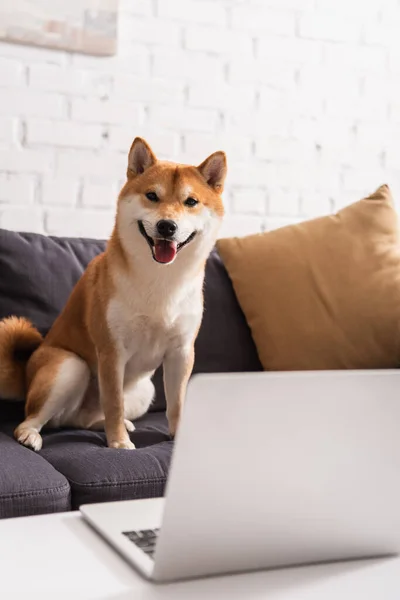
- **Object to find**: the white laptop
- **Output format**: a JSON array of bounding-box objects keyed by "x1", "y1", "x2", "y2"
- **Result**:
[{"x1": 80, "y1": 370, "x2": 400, "y2": 583}]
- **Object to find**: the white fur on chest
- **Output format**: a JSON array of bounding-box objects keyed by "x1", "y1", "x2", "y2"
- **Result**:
[{"x1": 106, "y1": 266, "x2": 203, "y2": 378}]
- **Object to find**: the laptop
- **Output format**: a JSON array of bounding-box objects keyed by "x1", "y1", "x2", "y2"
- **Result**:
[{"x1": 80, "y1": 370, "x2": 400, "y2": 583}]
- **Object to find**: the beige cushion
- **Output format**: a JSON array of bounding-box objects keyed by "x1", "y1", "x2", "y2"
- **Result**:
[{"x1": 217, "y1": 185, "x2": 400, "y2": 370}]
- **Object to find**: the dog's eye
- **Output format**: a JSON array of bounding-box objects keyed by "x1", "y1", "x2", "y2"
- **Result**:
[
  {"x1": 146, "y1": 191, "x2": 158, "y2": 202},
  {"x1": 184, "y1": 197, "x2": 198, "y2": 207}
]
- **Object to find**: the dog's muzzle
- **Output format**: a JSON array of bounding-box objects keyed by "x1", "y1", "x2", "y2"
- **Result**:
[{"x1": 138, "y1": 221, "x2": 196, "y2": 264}]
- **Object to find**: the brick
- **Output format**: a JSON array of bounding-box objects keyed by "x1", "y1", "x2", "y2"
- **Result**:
[
  {"x1": 30, "y1": 64, "x2": 113, "y2": 97},
  {"x1": 229, "y1": 59, "x2": 296, "y2": 89},
  {"x1": 342, "y1": 169, "x2": 386, "y2": 193},
  {"x1": 228, "y1": 162, "x2": 278, "y2": 187},
  {"x1": 71, "y1": 98, "x2": 144, "y2": 125},
  {"x1": 257, "y1": 36, "x2": 321, "y2": 64},
  {"x1": 41, "y1": 177, "x2": 79, "y2": 206},
  {"x1": 152, "y1": 49, "x2": 223, "y2": 81},
  {"x1": 113, "y1": 75, "x2": 184, "y2": 104},
  {"x1": 231, "y1": 6, "x2": 295, "y2": 35},
  {"x1": 319, "y1": 144, "x2": 382, "y2": 170},
  {"x1": 72, "y1": 45, "x2": 150, "y2": 76},
  {"x1": 1, "y1": 208, "x2": 43, "y2": 233},
  {"x1": 364, "y1": 23, "x2": 397, "y2": 46},
  {"x1": 121, "y1": 0, "x2": 153, "y2": 17},
  {"x1": 333, "y1": 189, "x2": 364, "y2": 211},
  {"x1": 256, "y1": 136, "x2": 314, "y2": 162},
  {"x1": 363, "y1": 75, "x2": 400, "y2": 102},
  {"x1": 290, "y1": 117, "x2": 319, "y2": 141},
  {"x1": 81, "y1": 181, "x2": 118, "y2": 208},
  {"x1": 45, "y1": 209, "x2": 114, "y2": 238},
  {"x1": 326, "y1": 91, "x2": 387, "y2": 121},
  {"x1": 27, "y1": 120, "x2": 103, "y2": 149},
  {"x1": 185, "y1": 26, "x2": 252, "y2": 56},
  {"x1": 56, "y1": 151, "x2": 126, "y2": 178},
  {"x1": 291, "y1": 118, "x2": 355, "y2": 149},
  {"x1": 0, "y1": 57, "x2": 24, "y2": 87},
  {"x1": 184, "y1": 133, "x2": 251, "y2": 163},
  {"x1": 385, "y1": 142, "x2": 400, "y2": 168},
  {"x1": 364, "y1": 10, "x2": 400, "y2": 44},
  {"x1": 0, "y1": 149, "x2": 53, "y2": 173},
  {"x1": 355, "y1": 122, "x2": 390, "y2": 148},
  {"x1": 389, "y1": 100, "x2": 400, "y2": 124},
  {"x1": 0, "y1": 174, "x2": 35, "y2": 204},
  {"x1": 118, "y1": 16, "x2": 181, "y2": 47},
  {"x1": 231, "y1": 189, "x2": 266, "y2": 215},
  {"x1": 316, "y1": 0, "x2": 379, "y2": 15},
  {"x1": 0, "y1": 42, "x2": 67, "y2": 65},
  {"x1": 257, "y1": 89, "x2": 288, "y2": 112},
  {"x1": 258, "y1": 88, "x2": 323, "y2": 117},
  {"x1": 0, "y1": 117, "x2": 17, "y2": 144},
  {"x1": 298, "y1": 66, "x2": 360, "y2": 97},
  {"x1": 389, "y1": 51, "x2": 400, "y2": 74},
  {"x1": 227, "y1": 110, "x2": 291, "y2": 137},
  {"x1": 268, "y1": 188, "x2": 301, "y2": 216},
  {"x1": 324, "y1": 44, "x2": 386, "y2": 71},
  {"x1": 149, "y1": 105, "x2": 218, "y2": 133},
  {"x1": 274, "y1": 163, "x2": 341, "y2": 191},
  {"x1": 300, "y1": 191, "x2": 332, "y2": 217},
  {"x1": 0, "y1": 90, "x2": 66, "y2": 118},
  {"x1": 254, "y1": 0, "x2": 314, "y2": 8},
  {"x1": 109, "y1": 127, "x2": 180, "y2": 158},
  {"x1": 323, "y1": 87, "x2": 360, "y2": 119},
  {"x1": 29, "y1": 64, "x2": 87, "y2": 94},
  {"x1": 187, "y1": 83, "x2": 254, "y2": 111},
  {"x1": 264, "y1": 216, "x2": 303, "y2": 231},
  {"x1": 157, "y1": 0, "x2": 226, "y2": 25},
  {"x1": 218, "y1": 215, "x2": 264, "y2": 239},
  {"x1": 299, "y1": 14, "x2": 360, "y2": 42}
]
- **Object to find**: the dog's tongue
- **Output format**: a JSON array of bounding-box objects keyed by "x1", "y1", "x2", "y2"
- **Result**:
[{"x1": 154, "y1": 240, "x2": 177, "y2": 264}]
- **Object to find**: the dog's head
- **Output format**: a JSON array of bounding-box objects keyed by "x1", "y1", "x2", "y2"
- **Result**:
[{"x1": 117, "y1": 137, "x2": 226, "y2": 265}]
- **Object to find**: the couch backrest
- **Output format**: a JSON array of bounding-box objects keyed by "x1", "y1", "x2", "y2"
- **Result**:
[{"x1": 0, "y1": 229, "x2": 261, "y2": 420}]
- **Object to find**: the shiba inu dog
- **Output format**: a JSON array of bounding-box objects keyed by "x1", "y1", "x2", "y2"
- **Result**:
[{"x1": 0, "y1": 138, "x2": 226, "y2": 450}]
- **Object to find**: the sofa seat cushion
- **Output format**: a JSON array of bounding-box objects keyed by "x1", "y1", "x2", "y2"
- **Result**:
[
  {"x1": 0, "y1": 433, "x2": 71, "y2": 518},
  {"x1": 38, "y1": 412, "x2": 172, "y2": 509}
]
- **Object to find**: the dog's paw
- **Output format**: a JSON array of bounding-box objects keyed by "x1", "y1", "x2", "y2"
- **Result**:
[
  {"x1": 109, "y1": 439, "x2": 136, "y2": 450},
  {"x1": 15, "y1": 426, "x2": 43, "y2": 452},
  {"x1": 124, "y1": 419, "x2": 135, "y2": 432}
]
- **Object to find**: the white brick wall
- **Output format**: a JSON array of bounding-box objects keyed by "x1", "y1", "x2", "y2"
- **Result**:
[{"x1": 0, "y1": 0, "x2": 400, "y2": 238}]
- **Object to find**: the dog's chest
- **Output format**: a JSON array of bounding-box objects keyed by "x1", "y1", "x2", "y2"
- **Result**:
[
  {"x1": 106, "y1": 280, "x2": 197, "y2": 374},
  {"x1": 108, "y1": 301, "x2": 170, "y2": 366}
]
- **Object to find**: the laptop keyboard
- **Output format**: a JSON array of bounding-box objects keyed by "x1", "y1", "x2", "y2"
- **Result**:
[{"x1": 122, "y1": 528, "x2": 160, "y2": 558}]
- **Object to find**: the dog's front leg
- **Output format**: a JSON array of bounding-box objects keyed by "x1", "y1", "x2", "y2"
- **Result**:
[
  {"x1": 163, "y1": 344, "x2": 195, "y2": 437},
  {"x1": 97, "y1": 352, "x2": 135, "y2": 449}
]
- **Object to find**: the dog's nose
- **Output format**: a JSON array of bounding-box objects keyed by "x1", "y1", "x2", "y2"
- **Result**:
[{"x1": 157, "y1": 220, "x2": 177, "y2": 238}]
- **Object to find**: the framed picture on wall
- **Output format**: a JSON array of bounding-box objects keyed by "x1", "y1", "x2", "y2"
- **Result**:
[{"x1": 0, "y1": 1, "x2": 118, "y2": 56}]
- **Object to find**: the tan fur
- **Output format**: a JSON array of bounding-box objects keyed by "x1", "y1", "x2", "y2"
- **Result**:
[
  {"x1": 0, "y1": 317, "x2": 42, "y2": 400},
  {"x1": 2, "y1": 137, "x2": 226, "y2": 451}
]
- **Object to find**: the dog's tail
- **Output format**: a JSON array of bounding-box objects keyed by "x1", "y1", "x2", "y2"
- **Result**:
[{"x1": 0, "y1": 317, "x2": 43, "y2": 400}]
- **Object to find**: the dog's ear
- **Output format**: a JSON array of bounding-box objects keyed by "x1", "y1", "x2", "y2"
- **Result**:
[
  {"x1": 198, "y1": 151, "x2": 227, "y2": 192},
  {"x1": 127, "y1": 137, "x2": 157, "y2": 178}
]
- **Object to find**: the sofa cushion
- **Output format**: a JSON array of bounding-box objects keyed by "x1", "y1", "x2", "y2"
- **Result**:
[
  {"x1": 217, "y1": 185, "x2": 400, "y2": 371},
  {"x1": 0, "y1": 432, "x2": 71, "y2": 518},
  {"x1": 0, "y1": 229, "x2": 261, "y2": 417},
  {"x1": 0, "y1": 229, "x2": 105, "y2": 336},
  {"x1": 38, "y1": 412, "x2": 172, "y2": 509}
]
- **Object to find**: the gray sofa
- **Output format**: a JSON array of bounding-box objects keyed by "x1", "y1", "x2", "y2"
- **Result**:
[{"x1": 0, "y1": 229, "x2": 262, "y2": 518}]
